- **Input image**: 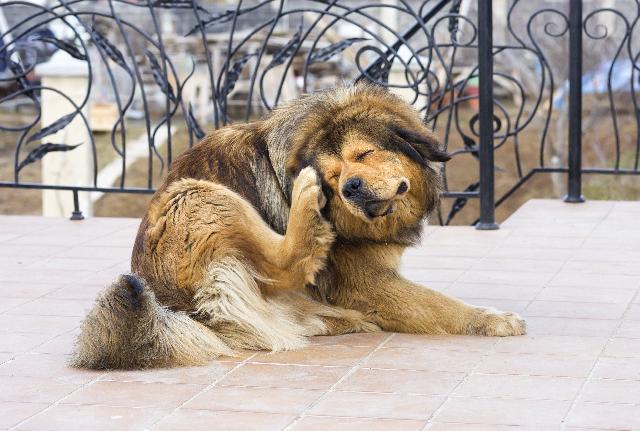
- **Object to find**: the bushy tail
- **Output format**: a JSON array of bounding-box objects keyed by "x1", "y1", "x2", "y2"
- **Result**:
[{"x1": 70, "y1": 274, "x2": 233, "y2": 370}]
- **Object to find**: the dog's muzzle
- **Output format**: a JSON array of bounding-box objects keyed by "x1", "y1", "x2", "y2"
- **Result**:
[{"x1": 342, "y1": 176, "x2": 407, "y2": 218}]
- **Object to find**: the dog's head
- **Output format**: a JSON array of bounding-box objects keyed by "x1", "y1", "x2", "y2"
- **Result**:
[{"x1": 285, "y1": 84, "x2": 450, "y2": 244}]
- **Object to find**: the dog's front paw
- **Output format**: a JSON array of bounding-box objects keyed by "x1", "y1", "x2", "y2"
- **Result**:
[{"x1": 472, "y1": 308, "x2": 527, "y2": 337}]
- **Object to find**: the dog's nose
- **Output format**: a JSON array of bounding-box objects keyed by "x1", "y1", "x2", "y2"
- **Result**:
[
  {"x1": 396, "y1": 180, "x2": 409, "y2": 195},
  {"x1": 342, "y1": 177, "x2": 363, "y2": 199}
]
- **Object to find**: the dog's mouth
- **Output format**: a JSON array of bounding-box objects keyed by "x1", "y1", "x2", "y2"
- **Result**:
[
  {"x1": 340, "y1": 195, "x2": 396, "y2": 220},
  {"x1": 339, "y1": 183, "x2": 402, "y2": 221},
  {"x1": 362, "y1": 199, "x2": 396, "y2": 219}
]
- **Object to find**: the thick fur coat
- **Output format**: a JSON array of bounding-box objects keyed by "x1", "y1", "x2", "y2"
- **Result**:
[{"x1": 72, "y1": 84, "x2": 525, "y2": 369}]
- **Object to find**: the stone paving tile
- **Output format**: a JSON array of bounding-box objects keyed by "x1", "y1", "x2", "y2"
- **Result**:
[
  {"x1": 456, "y1": 270, "x2": 555, "y2": 287},
  {"x1": 591, "y1": 356, "x2": 640, "y2": 380},
  {"x1": 493, "y1": 335, "x2": 608, "y2": 356},
  {"x1": 447, "y1": 283, "x2": 542, "y2": 300},
  {"x1": 61, "y1": 380, "x2": 206, "y2": 409},
  {"x1": 384, "y1": 334, "x2": 499, "y2": 351},
  {"x1": 524, "y1": 301, "x2": 627, "y2": 319},
  {"x1": 0, "y1": 375, "x2": 80, "y2": 403},
  {"x1": 0, "y1": 282, "x2": 65, "y2": 299},
  {"x1": 43, "y1": 283, "x2": 105, "y2": 300},
  {"x1": 470, "y1": 257, "x2": 566, "y2": 273},
  {"x1": 17, "y1": 404, "x2": 170, "y2": 431},
  {"x1": 616, "y1": 320, "x2": 640, "y2": 338},
  {"x1": 29, "y1": 331, "x2": 78, "y2": 355},
  {"x1": 565, "y1": 402, "x2": 640, "y2": 430},
  {"x1": 523, "y1": 317, "x2": 619, "y2": 337},
  {"x1": 475, "y1": 352, "x2": 597, "y2": 378},
  {"x1": 580, "y1": 378, "x2": 640, "y2": 404},
  {"x1": 451, "y1": 374, "x2": 584, "y2": 400},
  {"x1": 183, "y1": 386, "x2": 324, "y2": 414},
  {"x1": 548, "y1": 271, "x2": 640, "y2": 289},
  {"x1": 428, "y1": 424, "x2": 557, "y2": 431},
  {"x1": 5, "y1": 298, "x2": 94, "y2": 317},
  {"x1": 626, "y1": 303, "x2": 640, "y2": 320},
  {"x1": 603, "y1": 338, "x2": 640, "y2": 357},
  {"x1": 249, "y1": 345, "x2": 374, "y2": 367},
  {"x1": 434, "y1": 397, "x2": 572, "y2": 427},
  {"x1": 1, "y1": 200, "x2": 640, "y2": 430},
  {"x1": 152, "y1": 409, "x2": 295, "y2": 431},
  {"x1": 98, "y1": 362, "x2": 238, "y2": 385},
  {"x1": 308, "y1": 332, "x2": 389, "y2": 347},
  {"x1": 0, "y1": 401, "x2": 48, "y2": 429},
  {"x1": 484, "y1": 246, "x2": 574, "y2": 261},
  {"x1": 456, "y1": 298, "x2": 530, "y2": 315},
  {"x1": 308, "y1": 391, "x2": 445, "y2": 420},
  {"x1": 0, "y1": 353, "x2": 98, "y2": 385},
  {"x1": 0, "y1": 314, "x2": 82, "y2": 335},
  {"x1": 334, "y1": 368, "x2": 465, "y2": 395},
  {"x1": 0, "y1": 297, "x2": 31, "y2": 313},
  {"x1": 363, "y1": 347, "x2": 486, "y2": 373},
  {"x1": 290, "y1": 416, "x2": 427, "y2": 431},
  {"x1": 535, "y1": 285, "x2": 637, "y2": 303},
  {"x1": 218, "y1": 363, "x2": 349, "y2": 390}
]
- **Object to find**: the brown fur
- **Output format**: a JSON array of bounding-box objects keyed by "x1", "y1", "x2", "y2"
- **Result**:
[{"x1": 72, "y1": 84, "x2": 525, "y2": 370}]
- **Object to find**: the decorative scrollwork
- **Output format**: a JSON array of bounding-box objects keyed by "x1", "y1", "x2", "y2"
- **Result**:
[{"x1": 0, "y1": 0, "x2": 638, "y2": 224}]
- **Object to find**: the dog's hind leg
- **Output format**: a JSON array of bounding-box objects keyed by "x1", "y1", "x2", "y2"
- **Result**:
[
  {"x1": 143, "y1": 170, "x2": 333, "y2": 296},
  {"x1": 267, "y1": 291, "x2": 381, "y2": 337},
  {"x1": 191, "y1": 257, "x2": 380, "y2": 352},
  {"x1": 192, "y1": 257, "x2": 313, "y2": 352}
]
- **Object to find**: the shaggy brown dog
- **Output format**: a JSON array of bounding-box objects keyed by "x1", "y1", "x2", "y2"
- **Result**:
[{"x1": 72, "y1": 84, "x2": 525, "y2": 369}]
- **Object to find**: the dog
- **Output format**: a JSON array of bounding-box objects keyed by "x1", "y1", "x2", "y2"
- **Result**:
[{"x1": 72, "y1": 84, "x2": 526, "y2": 369}]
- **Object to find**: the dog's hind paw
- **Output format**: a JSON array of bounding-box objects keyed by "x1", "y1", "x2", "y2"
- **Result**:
[
  {"x1": 292, "y1": 167, "x2": 327, "y2": 212},
  {"x1": 288, "y1": 167, "x2": 335, "y2": 284}
]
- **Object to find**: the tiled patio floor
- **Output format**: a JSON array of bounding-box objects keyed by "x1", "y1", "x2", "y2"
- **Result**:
[{"x1": 1, "y1": 199, "x2": 639, "y2": 430}]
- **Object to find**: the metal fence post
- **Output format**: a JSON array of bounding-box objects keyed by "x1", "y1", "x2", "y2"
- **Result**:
[
  {"x1": 565, "y1": 0, "x2": 585, "y2": 203},
  {"x1": 476, "y1": 0, "x2": 499, "y2": 230}
]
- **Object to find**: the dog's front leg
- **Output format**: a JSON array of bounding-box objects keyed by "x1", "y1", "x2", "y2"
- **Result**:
[{"x1": 352, "y1": 275, "x2": 526, "y2": 337}]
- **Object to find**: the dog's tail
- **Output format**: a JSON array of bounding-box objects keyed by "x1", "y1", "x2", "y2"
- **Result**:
[{"x1": 70, "y1": 274, "x2": 233, "y2": 370}]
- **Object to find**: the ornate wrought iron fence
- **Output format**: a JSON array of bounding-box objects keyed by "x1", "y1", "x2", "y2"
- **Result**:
[{"x1": 0, "y1": 0, "x2": 638, "y2": 226}]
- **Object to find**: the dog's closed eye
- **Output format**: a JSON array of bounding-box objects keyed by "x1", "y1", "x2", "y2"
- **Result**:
[{"x1": 355, "y1": 149, "x2": 374, "y2": 161}]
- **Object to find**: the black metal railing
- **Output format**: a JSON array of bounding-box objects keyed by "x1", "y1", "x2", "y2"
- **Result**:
[{"x1": 0, "y1": 0, "x2": 638, "y2": 226}]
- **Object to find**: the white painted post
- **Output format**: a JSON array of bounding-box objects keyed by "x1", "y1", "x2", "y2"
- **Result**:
[{"x1": 35, "y1": 50, "x2": 93, "y2": 218}]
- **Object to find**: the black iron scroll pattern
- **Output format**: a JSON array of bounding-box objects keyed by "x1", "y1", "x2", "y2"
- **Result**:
[{"x1": 0, "y1": 0, "x2": 639, "y2": 224}]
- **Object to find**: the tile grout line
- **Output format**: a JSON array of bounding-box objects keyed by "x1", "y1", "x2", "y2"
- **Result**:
[
  {"x1": 145, "y1": 352, "x2": 260, "y2": 430},
  {"x1": 445, "y1": 228, "x2": 513, "y2": 293},
  {"x1": 559, "y1": 286, "x2": 640, "y2": 431},
  {"x1": 422, "y1": 207, "x2": 608, "y2": 430},
  {"x1": 8, "y1": 368, "x2": 109, "y2": 431},
  {"x1": 557, "y1": 203, "x2": 630, "y2": 431},
  {"x1": 523, "y1": 204, "x2": 608, "y2": 318},
  {"x1": 0, "y1": 220, "x2": 139, "y2": 316},
  {"x1": 281, "y1": 332, "x2": 396, "y2": 431},
  {"x1": 420, "y1": 336, "x2": 501, "y2": 430}
]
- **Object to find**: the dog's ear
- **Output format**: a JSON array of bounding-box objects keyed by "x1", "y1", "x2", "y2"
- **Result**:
[{"x1": 393, "y1": 126, "x2": 451, "y2": 163}]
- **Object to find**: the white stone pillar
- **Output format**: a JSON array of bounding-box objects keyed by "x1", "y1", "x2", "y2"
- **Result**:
[{"x1": 35, "y1": 50, "x2": 93, "y2": 218}]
